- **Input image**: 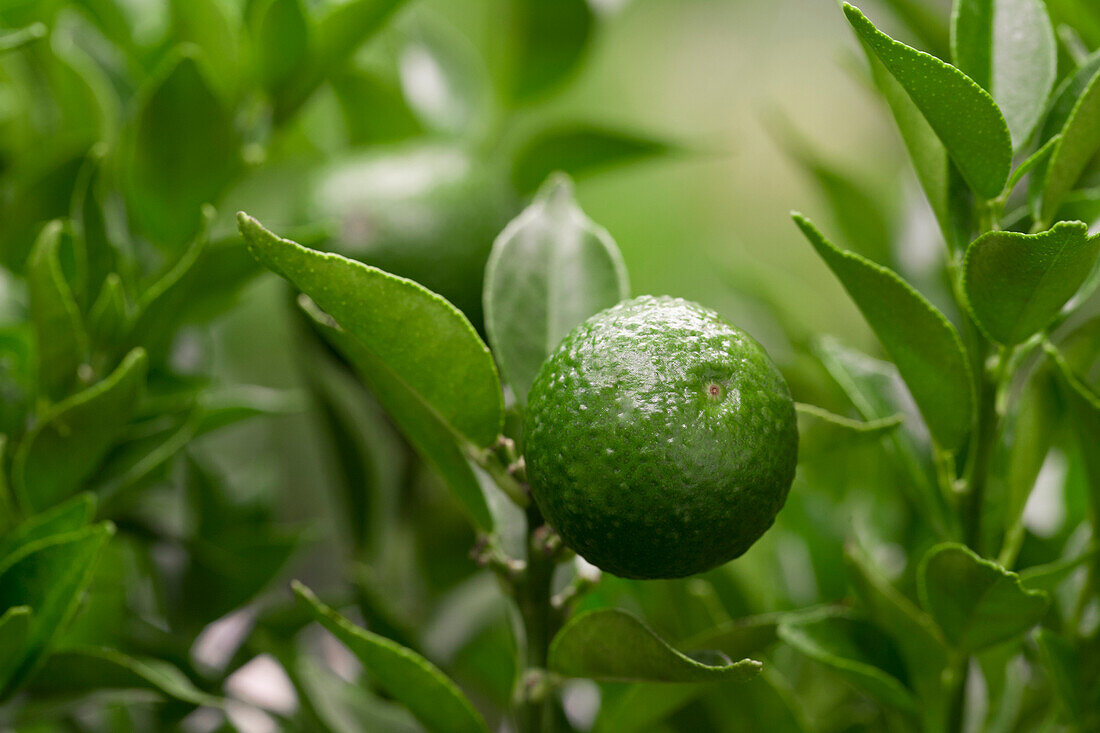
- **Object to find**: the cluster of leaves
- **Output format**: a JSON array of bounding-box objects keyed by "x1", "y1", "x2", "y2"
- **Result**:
[
  {"x1": 4, "y1": 0, "x2": 1100, "y2": 731},
  {"x1": 226, "y1": 1, "x2": 1100, "y2": 732},
  {"x1": 0, "y1": 0, "x2": 687, "y2": 730}
]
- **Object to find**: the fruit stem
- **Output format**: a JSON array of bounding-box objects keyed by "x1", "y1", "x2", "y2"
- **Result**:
[{"x1": 514, "y1": 502, "x2": 562, "y2": 733}]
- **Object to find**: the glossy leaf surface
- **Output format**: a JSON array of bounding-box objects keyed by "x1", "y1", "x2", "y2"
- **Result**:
[
  {"x1": 293, "y1": 582, "x2": 490, "y2": 733},
  {"x1": 238, "y1": 213, "x2": 504, "y2": 448},
  {"x1": 963, "y1": 221, "x2": 1098, "y2": 344},
  {"x1": 918, "y1": 543, "x2": 1049, "y2": 653},
  {"x1": 845, "y1": 3, "x2": 1011, "y2": 198},
  {"x1": 794, "y1": 214, "x2": 973, "y2": 449},
  {"x1": 549, "y1": 608, "x2": 762, "y2": 683},
  {"x1": 951, "y1": 0, "x2": 1056, "y2": 147},
  {"x1": 485, "y1": 174, "x2": 628, "y2": 400}
]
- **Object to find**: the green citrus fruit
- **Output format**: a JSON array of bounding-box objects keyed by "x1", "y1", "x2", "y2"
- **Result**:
[
  {"x1": 309, "y1": 143, "x2": 515, "y2": 328},
  {"x1": 524, "y1": 295, "x2": 798, "y2": 579}
]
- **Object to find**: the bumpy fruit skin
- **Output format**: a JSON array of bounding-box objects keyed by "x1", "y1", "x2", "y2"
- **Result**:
[{"x1": 524, "y1": 295, "x2": 798, "y2": 579}]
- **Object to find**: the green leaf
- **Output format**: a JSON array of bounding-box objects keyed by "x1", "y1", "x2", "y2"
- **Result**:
[
  {"x1": 592, "y1": 684, "x2": 711, "y2": 733},
  {"x1": 29, "y1": 646, "x2": 219, "y2": 707},
  {"x1": 331, "y1": 67, "x2": 424, "y2": 146},
  {"x1": 1045, "y1": 343, "x2": 1100, "y2": 517},
  {"x1": 87, "y1": 274, "x2": 129, "y2": 357},
  {"x1": 253, "y1": 0, "x2": 310, "y2": 94},
  {"x1": 844, "y1": 543, "x2": 948, "y2": 697},
  {"x1": 127, "y1": 225, "x2": 209, "y2": 360},
  {"x1": 0, "y1": 522, "x2": 113, "y2": 696},
  {"x1": 548, "y1": 608, "x2": 762, "y2": 683},
  {"x1": 238, "y1": 213, "x2": 504, "y2": 448},
  {"x1": 300, "y1": 298, "x2": 493, "y2": 532},
  {"x1": 12, "y1": 348, "x2": 148, "y2": 513},
  {"x1": 1018, "y1": 547, "x2": 1099, "y2": 593},
  {"x1": 0, "y1": 607, "x2": 31, "y2": 691},
  {"x1": 194, "y1": 385, "x2": 305, "y2": 435},
  {"x1": 123, "y1": 49, "x2": 240, "y2": 250},
  {"x1": 398, "y1": 20, "x2": 492, "y2": 138},
  {"x1": 169, "y1": 0, "x2": 241, "y2": 99},
  {"x1": 844, "y1": 3, "x2": 1011, "y2": 199},
  {"x1": 778, "y1": 609, "x2": 918, "y2": 713},
  {"x1": 512, "y1": 125, "x2": 673, "y2": 194},
  {"x1": 862, "y1": 45, "x2": 972, "y2": 249},
  {"x1": 175, "y1": 458, "x2": 304, "y2": 627},
  {"x1": 273, "y1": 0, "x2": 409, "y2": 122},
  {"x1": 813, "y1": 337, "x2": 954, "y2": 535},
  {"x1": 0, "y1": 494, "x2": 95, "y2": 563},
  {"x1": 292, "y1": 581, "x2": 490, "y2": 733},
  {"x1": 794, "y1": 403, "x2": 903, "y2": 437},
  {"x1": 962, "y1": 221, "x2": 1099, "y2": 345},
  {"x1": 1034, "y1": 629, "x2": 1083, "y2": 722},
  {"x1": 0, "y1": 23, "x2": 45, "y2": 53},
  {"x1": 951, "y1": 0, "x2": 1056, "y2": 148},
  {"x1": 682, "y1": 613, "x2": 781, "y2": 662},
  {"x1": 28, "y1": 221, "x2": 87, "y2": 401},
  {"x1": 484, "y1": 174, "x2": 629, "y2": 400},
  {"x1": 793, "y1": 214, "x2": 973, "y2": 449},
  {"x1": 917, "y1": 542, "x2": 1049, "y2": 653},
  {"x1": 510, "y1": 0, "x2": 594, "y2": 100},
  {"x1": 1037, "y1": 66, "x2": 1100, "y2": 224},
  {"x1": 69, "y1": 150, "x2": 116, "y2": 307}
]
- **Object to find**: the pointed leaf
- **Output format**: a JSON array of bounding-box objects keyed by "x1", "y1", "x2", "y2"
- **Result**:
[
  {"x1": 548, "y1": 608, "x2": 762, "y2": 683},
  {"x1": 963, "y1": 221, "x2": 1099, "y2": 345},
  {"x1": 69, "y1": 151, "x2": 116, "y2": 305},
  {"x1": 253, "y1": 0, "x2": 310, "y2": 94},
  {"x1": 169, "y1": 0, "x2": 240, "y2": 99},
  {"x1": 13, "y1": 349, "x2": 148, "y2": 512},
  {"x1": 511, "y1": 0, "x2": 593, "y2": 100},
  {"x1": 238, "y1": 213, "x2": 503, "y2": 448},
  {"x1": 682, "y1": 613, "x2": 781, "y2": 662},
  {"x1": 87, "y1": 274, "x2": 129, "y2": 357},
  {"x1": 485, "y1": 174, "x2": 629, "y2": 400},
  {"x1": 951, "y1": 0, "x2": 1057, "y2": 147},
  {"x1": 28, "y1": 645, "x2": 219, "y2": 706},
  {"x1": 812, "y1": 338, "x2": 952, "y2": 532},
  {"x1": 292, "y1": 581, "x2": 490, "y2": 733},
  {"x1": 512, "y1": 125, "x2": 673, "y2": 194},
  {"x1": 918, "y1": 542, "x2": 1049, "y2": 653},
  {"x1": 0, "y1": 494, "x2": 95, "y2": 563},
  {"x1": 0, "y1": 523, "x2": 113, "y2": 695},
  {"x1": 1045, "y1": 344, "x2": 1100, "y2": 517},
  {"x1": 300, "y1": 299, "x2": 492, "y2": 531},
  {"x1": 273, "y1": 0, "x2": 409, "y2": 121},
  {"x1": 28, "y1": 221, "x2": 87, "y2": 401},
  {"x1": 0, "y1": 607, "x2": 31, "y2": 691},
  {"x1": 844, "y1": 3, "x2": 1011, "y2": 198},
  {"x1": 860, "y1": 40, "x2": 971, "y2": 249},
  {"x1": 1034, "y1": 629, "x2": 1082, "y2": 722},
  {"x1": 794, "y1": 214, "x2": 973, "y2": 449},
  {"x1": 778, "y1": 609, "x2": 918, "y2": 713},
  {"x1": 1038, "y1": 66, "x2": 1100, "y2": 223},
  {"x1": 844, "y1": 542, "x2": 948, "y2": 695},
  {"x1": 124, "y1": 49, "x2": 240, "y2": 249}
]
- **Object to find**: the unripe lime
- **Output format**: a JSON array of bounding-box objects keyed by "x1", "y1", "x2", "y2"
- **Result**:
[
  {"x1": 310, "y1": 144, "x2": 515, "y2": 327},
  {"x1": 524, "y1": 295, "x2": 798, "y2": 579}
]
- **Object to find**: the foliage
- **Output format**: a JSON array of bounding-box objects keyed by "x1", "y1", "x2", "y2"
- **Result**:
[{"x1": 0, "y1": 0, "x2": 1099, "y2": 731}]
